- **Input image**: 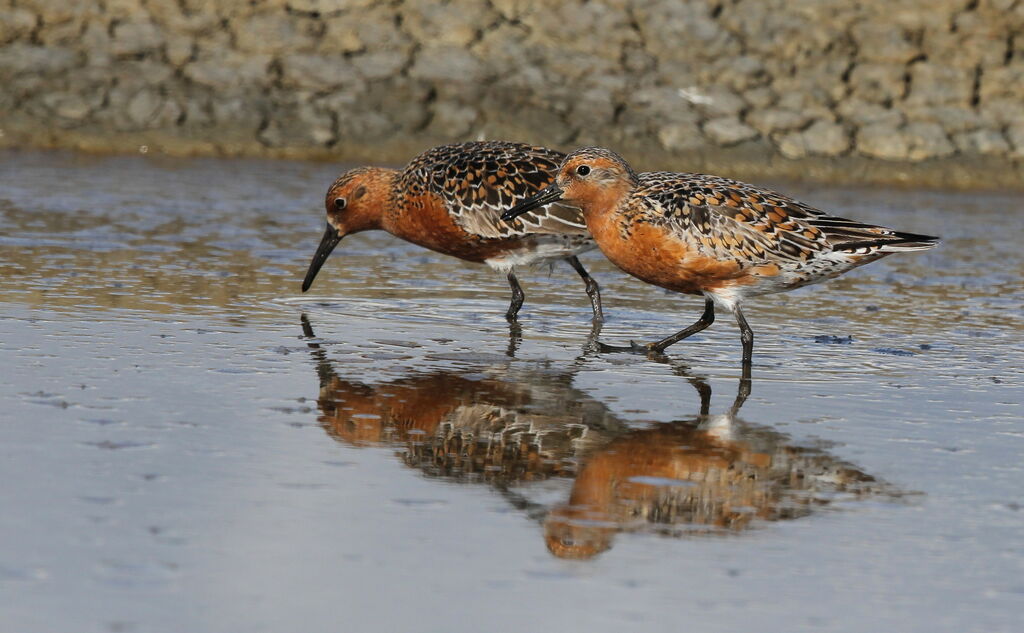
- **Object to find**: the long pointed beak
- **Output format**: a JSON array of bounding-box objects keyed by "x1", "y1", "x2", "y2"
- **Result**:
[
  {"x1": 501, "y1": 184, "x2": 564, "y2": 221},
  {"x1": 301, "y1": 224, "x2": 343, "y2": 292}
]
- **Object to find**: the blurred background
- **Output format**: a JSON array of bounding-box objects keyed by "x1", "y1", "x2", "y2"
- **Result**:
[{"x1": 2, "y1": 0, "x2": 1022, "y2": 187}]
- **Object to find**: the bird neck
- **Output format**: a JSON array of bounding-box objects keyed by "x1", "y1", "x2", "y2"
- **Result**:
[
  {"x1": 578, "y1": 179, "x2": 633, "y2": 233},
  {"x1": 361, "y1": 168, "x2": 400, "y2": 232}
]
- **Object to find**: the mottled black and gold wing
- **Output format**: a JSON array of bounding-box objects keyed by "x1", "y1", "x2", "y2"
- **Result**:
[
  {"x1": 401, "y1": 141, "x2": 588, "y2": 239},
  {"x1": 639, "y1": 172, "x2": 938, "y2": 266}
]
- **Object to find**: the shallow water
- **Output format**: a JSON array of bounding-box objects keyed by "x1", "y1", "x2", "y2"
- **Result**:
[{"x1": 1, "y1": 150, "x2": 1022, "y2": 633}]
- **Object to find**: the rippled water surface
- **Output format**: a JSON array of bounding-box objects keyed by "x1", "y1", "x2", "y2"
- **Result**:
[{"x1": 2, "y1": 150, "x2": 1022, "y2": 632}]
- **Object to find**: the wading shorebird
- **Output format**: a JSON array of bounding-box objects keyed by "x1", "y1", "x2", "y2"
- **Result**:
[
  {"x1": 503, "y1": 147, "x2": 939, "y2": 364},
  {"x1": 301, "y1": 141, "x2": 603, "y2": 321}
]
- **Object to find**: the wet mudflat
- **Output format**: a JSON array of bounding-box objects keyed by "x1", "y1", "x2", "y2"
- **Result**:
[{"x1": 1, "y1": 150, "x2": 1021, "y2": 633}]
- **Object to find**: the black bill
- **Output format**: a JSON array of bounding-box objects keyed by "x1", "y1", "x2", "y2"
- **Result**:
[
  {"x1": 500, "y1": 184, "x2": 564, "y2": 221},
  {"x1": 301, "y1": 224, "x2": 343, "y2": 292}
]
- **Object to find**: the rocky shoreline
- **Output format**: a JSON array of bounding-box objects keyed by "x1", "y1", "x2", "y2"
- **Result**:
[{"x1": 1, "y1": 0, "x2": 1022, "y2": 189}]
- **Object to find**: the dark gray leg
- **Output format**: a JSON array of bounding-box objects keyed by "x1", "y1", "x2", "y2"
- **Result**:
[
  {"x1": 598, "y1": 298, "x2": 715, "y2": 354},
  {"x1": 732, "y1": 363, "x2": 752, "y2": 414},
  {"x1": 735, "y1": 307, "x2": 754, "y2": 365},
  {"x1": 566, "y1": 256, "x2": 604, "y2": 322},
  {"x1": 506, "y1": 271, "x2": 525, "y2": 322}
]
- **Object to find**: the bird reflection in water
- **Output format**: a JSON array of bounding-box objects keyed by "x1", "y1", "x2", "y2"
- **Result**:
[{"x1": 301, "y1": 315, "x2": 902, "y2": 560}]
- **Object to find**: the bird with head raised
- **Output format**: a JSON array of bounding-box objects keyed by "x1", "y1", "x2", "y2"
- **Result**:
[
  {"x1": 301, "y1": 141, "x2": 604, "y2": 322},
  {"x1": 502, "y1": 147, "x2": 939, "y2": 364}
]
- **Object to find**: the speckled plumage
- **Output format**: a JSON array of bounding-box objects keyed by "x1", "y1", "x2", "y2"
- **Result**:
[
  {"x1": 396, "y1": 141, "x2": 591, "y2": 250},
  {"x1": 503, "y1": 146, "x2": 940, "y2": 362},
  {"x1": 303, "y1": 141, "x2": 603, "y2": 321},
  {"x1": 615, "y1": 168, "x2": 939, "y2": 302}
]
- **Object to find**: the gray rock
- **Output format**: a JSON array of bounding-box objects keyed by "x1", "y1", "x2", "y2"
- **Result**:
[
  {"x1": 685, "y1": 86, "x2": 745, "y2": 118},
  {"x1": 409, "y1": 46, "x2": 487, "y2": 84},
  {"x1": 350, "y1": 51, "x2": 408, "y2": 81},
  {"x1": 616, "y1": 87, "x2": 698, "y2": 142},
  {"x1": 903, "y1": 122, "x2": 956, "y2": 160},
  {"x1": 336, "y1": 109, "x2": 394, "y2": 141},
  {"x1": 287, "y1": 0, "x2": 369, "y2": 12},
  {"x1": 857, "y1": 123, "x2": 909, "y2": 161},
  {"x1": 145, "y1": 0, "x2": 220, "y2": 34},
  {"x1": 772, "y1": 87, "x2": 835, "y2": 116},
  {"x1": 181, "y1": 96, "x2": 213, "y2": 127},
  {"x1": 111, "y1": 20, "x2": 165, "y2": 57},
  {"x1": 743, "y1": 87, "x2": 777, "y2": 110},
  {"x1": 260, "y1": 103, "x2": 336, "y2": 147},
  {"x1": 0, "y1": 8, "x2": 37, "y2": 45},
  {"x1": 622, "y1": 42, "x2": 656, "y2": 75},
  {"x1": 722, "y1": 4, "x2": 854, "y2": 62},
  {"x1": 357, "y1": 79, "x2": 432, "y2": 133},
  {"x1": 633, "y1": 2, "x2": 740, "y2": 63},
  {"x1": 568, "y1": 87, "x2": 618, "y2": 129},
  {"x1": 979, "y1": 98, "x2": 1024, "y2": 127},
  {"x1": 527, "y1": 1, "x2": 638, "y2": 61},
  {"x1": 837, "y1": 99, "x2": 904, "y2": 128},
  {"x1": 321, "y1": 12, "x2": 409, "y2": 55},
  {"x1": 37, "y1": 15, "x2": 90, "y2": 47},
  {"x1": 746, "y1": 108, "x2": 811, "y2": 135},
  {"x1": 777, "y1": 120, "x2": 850, "y2": 159},
  {"x1": 657, "y1": 122, "x2": 704, "y2": 152},
  {"x1": 184, "y1": 53, "x2": 271, "y2": 90},
  {"x1": 706, "y1": 55, "x2": 769, "y2": 92},
  {"x1": 905, "y1": 105, "x2": 981, "y2": 134},
  {"x1": 101, "y1": 0, "x2": 146, "y2": 17},
  {"x1": 848, "y1": 63, "x2": 906, "y2": 104},
  {"x1": 1006, "y1": 125, "x2": 1024, "y2": 159},
  {"x1": 41, "y1": 92, "x2": 97, "y2": 124},
  {"x1": 851, "y1": 22, "x2": 919, "y2": 64},
  {"x1": 233, "y1": 13, "x2": 319, "y2": 54},
  {"x1": 923, "y1": 25, "x2": 1008, "y2": 69},
  {"x1": 126, "y1": 88, "x2": 162, "y2": 127},
  {"x1": 477, "y1": 95, "x2": 576, "y2": 145},
  {"x1": 952, "y1": 128, "x2": 1011, "y2": 156},
  {"x1": 543, "y1": 50, "x2": 620, "y2": 85},
  {"x1": 164, "y1": 34, "x2": 194, "y2": 67},
  {"x1": 428, "y1": 102, "x2": 478, "y2": 138},
  {"x1": 80, "y1": 22, "x2": 112, "y2": 67},
  {"x1": 210, "y1": 94, "x2": 267, "y2": 131},
  {"x1": 280, "y1": 54, "x2": 361, "y2": 90},
  {"x1": 626, "y1": 87, "x2": 703, "y2": 125},
  {"x1": 795, "y1": 58, "x2": 852, "y2": 104},
  {"x1": 0, "y1": 44, "x2": 77, "y2": 76},
  {"x1": 19, "y1": 0, "x2": 86, "y2": 25},
  {"x1": 110, "y1": 60, "x2": 174, "y2": 88},
  {"x1": 906, "y1": 63, "x2": 973, "y2": 106},
  {"x1": 880, "y1": 0, "x2": 962, "y2": 30},
  {"x1": 979, "y1": 62, "x2": 1024, "y2": 102},
  {"x1": 703, "y1": 117, "x2": 759, "y2": 146},
  {"x1": 402, "y1": 2, "x2": 494, "y2": 48}
]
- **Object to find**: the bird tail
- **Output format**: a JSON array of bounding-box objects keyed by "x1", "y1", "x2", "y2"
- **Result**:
[{"x1": 833, "y1": 231, "x2": 940, "y2": 253}]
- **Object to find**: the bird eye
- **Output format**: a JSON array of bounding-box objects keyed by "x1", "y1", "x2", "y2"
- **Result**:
[
  {"x1": 575, "y1": 165, "x2": 591, "y2": 177},
  {"x1": 334, "y1": 197, "x2": 346, "y2": 210}
]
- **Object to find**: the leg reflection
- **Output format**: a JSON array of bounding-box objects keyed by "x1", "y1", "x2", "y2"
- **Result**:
[{"x1": 506, "y1": 320, "x2": 522, "y2": 358}]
